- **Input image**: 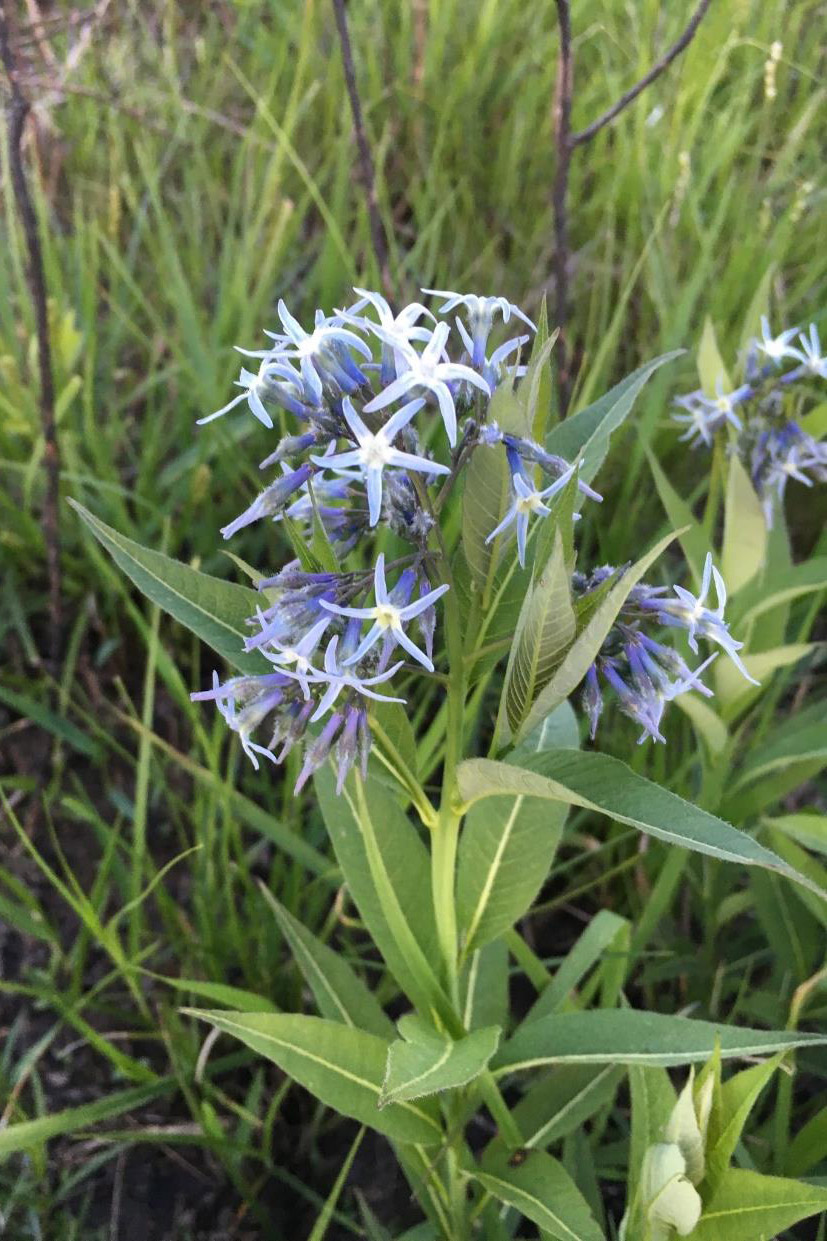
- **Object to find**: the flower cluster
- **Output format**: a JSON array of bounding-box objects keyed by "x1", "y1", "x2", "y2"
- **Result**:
[
  {"x1": 671, "y1": 315, "x2": 827, "y2": 525},
  {"x1": 193, "y1": 288, "x2": 587, "y2": 788},
  {"x1": 192, "y1": 287, "x2": 755, "y2": 779},
  {"x1": 578, "y1": 553, "x2": 757, "y2": 745}
]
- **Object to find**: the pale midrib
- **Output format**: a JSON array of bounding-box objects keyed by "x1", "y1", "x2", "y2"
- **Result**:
[
  {"x1": 527, "y1": 1065, "x2": 615, "y2": 1149},
  {"x1": 87, "y1": 512, "x2": 253, "y2": 645},
  {"x1": 495, "y1": 1040, "x2": 826, "y2": 1074},
  {"x1": 463, "y1": 950, "x2": 480, "y2": 1029},
  {"x1": 286, "y1": 926, "x2": 353, "y2": 1027},
  {"x1": 477, "y1": 1171, "x2": 583, "y2": 1240},
  {"x1": 205, "y1": 1016, "x2": 441, "y2": 1135},
  {"x1": 464, "y1": 795, "x2": 524, "y2": 950},
  {"x1": 387, "y1": 1041, "x2": 453, "y2": 1100}
]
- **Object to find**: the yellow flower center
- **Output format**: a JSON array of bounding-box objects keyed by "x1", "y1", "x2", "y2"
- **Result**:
[{"x1": 374, "y1": 603, "x2": 401, "y2": 630}]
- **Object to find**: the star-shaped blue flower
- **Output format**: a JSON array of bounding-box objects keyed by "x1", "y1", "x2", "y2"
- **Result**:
[
  {"x1": 312, "y1": 397, "x2": 449, "y2": 526},
  {"x1": 319, "y1": 554, "x2": 449, "y2": 671},
  {"x1": 422, "y1": 289, "x2": 535, "y2": 366},
  {"x1": 364, "y1": 322, "x2": 490, "y2": 447},
  {"x1": 304, "y1": 634, "x2": 406, "y2": 722},
  {"x1": 653, "y1": 553, "x2": 759, "y2": 684},
  {"x1": 485, "y1": 462, "x2": 579, "y2": 567}
]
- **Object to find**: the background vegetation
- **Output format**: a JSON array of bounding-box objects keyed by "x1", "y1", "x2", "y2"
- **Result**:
[{"x1": 1, "y1": 0, "x2": 826, "y2": 1236}]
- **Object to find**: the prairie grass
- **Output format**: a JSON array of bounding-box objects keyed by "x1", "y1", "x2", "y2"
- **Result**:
[{"x1": 1, "y1": 0, "x2": 826, "y2": 1234}]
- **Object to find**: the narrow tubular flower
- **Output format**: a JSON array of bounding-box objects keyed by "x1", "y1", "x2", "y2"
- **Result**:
[
  {"x1": 312, "y1": 396, "x2": 449, "y2": 526},
  {"x1": 320, "y1": 554, "x2": 449, "y2": 672},
  {"x1": 365, "y1": 321, "x2": 490, "y2": 447}
]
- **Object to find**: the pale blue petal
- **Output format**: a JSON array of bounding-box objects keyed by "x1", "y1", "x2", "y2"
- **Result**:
[
  {"x1": 399, "y1": 583, "x2": 450, "y2": 620},
  {"x1": 393, "y1": 626, "x2": 434, "y2": 671},
  {"x1": 366, "y1": 468, "x2": 383, "y2": 525}
]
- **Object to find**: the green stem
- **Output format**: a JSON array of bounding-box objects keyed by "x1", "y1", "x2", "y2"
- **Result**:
[
  {"x1": 412, "y1": 475, "x2": 468, "y2": 1007},
  {"x1": 432, "y1": 805, "x2": 462, "y2": 1008},
  {"x1": 434, "y1": 552, "x2": 467, "y2": 1006},
  {"x1": 480, "y1": 1072, "x2": 524, "y2": 1148}
]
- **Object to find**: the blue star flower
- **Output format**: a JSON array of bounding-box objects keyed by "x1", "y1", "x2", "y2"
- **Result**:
[
  {"x1": 755, "y1": 315, "x2": 800, "y2": 365},
  {"x1": 311, "y1": 397, "x2": 449, "y2": 526},
  {"x1": 319, "y1": 553, "x2": 449, "y2": 671},
  {"x1": 651, "y1": 553, "x2": 759, "y2": 684},
  {"x1": 365, "y1": 322, "x2": 490, "y2": 447},
  {"x1": 485, "y1": 461, "x2": 579, "y2": 567},
  {"x1": 791, "y1": 323, "x2": 827, "y2": 378},
  {"x1": 303, "y1": 634, "x2": 406, "y2": 722},
  {"x1": 422, "y1": 289, "x2": 535, "y2": 367}
]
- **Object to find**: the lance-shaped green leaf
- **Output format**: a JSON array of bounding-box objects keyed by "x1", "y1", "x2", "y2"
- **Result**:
[
  {"x1": 688, "y1": 1168, "x2": 827, "y2": 1241},
  {"x1": 511, "y1": 699, "x2": 580, "y2": 757},
  {"x1": 522, "y1": 300, "x2": 556, "y2": 442},
  {"x1": 369, "y1": 699, "x2": 419, "y2": 783},
  {"x1": 764, "y1": 812, "x2": 827, "y2": 857},
  {"x1": 70, "y1": 499, "x2": 265, "y2": 675},
  {"x1": 727, "y1": 706, "x2": 827, "y2": 792},
  {"x1": 545, "y1": 351, "x2": 682, "y2": 490},
  {"x1": 731, "y1": 555, "x2": 827, "y2": 626},
  {"x1": 703, "y1": 1055, "x2": 782, "y2": 1191},
  {"x1": 380, "y1": 1016, "x2": 501, "y2": 1106},
  {"x1": 315, "y1": 767, "x2": 450, "y2": 1022},
  {"x1": 260, "y1": 888, "x2": 393, "y2": 1038},
  {"x1": 471, "y1": 1147, "x2": 604, "y2": 1241},
  {"x1": 715, "y1": 643, "x2": 817, "y2": 713},
  {"x1": 501, "y1": 1065, "x2": 624, "y2": 1154},
  {"x1": 739, "y1": 264, "x2": 775, "y2": 353},
  {"x1": 0, "y1": 1079, "x2": 178, "y2": 1157},
  {"x1": 150, "y1": 975, "x2": 279, "y2": 1014},
  {"x1": 786, "y1": 1104, "x2": 827, "y2": 1177},
  {"x1": 185, "y1": 1011, "x2": 442, "y2": 1146},
  {"x1": 498, "y1": 529, "x2": 576, "y2": 741},
  {"x1": 456, "y1": 723, "x2": 573, "y2": 956},
  {"x1": 513, "y1": 527, "x2": 684, "y2": 744},
  {"x1": 456, "y1": 750, "x2": 824, "y2": 900},
  {"x1": 460, "y1": 939, "x2": 509, "y2": 1032},
  {"x1": 721, "y1": 452, "x2": 767, "y2": 595},
  {"x1": 492, "y1": 1009, "x2": 827, "y2": 1074},
  {"x1": 673, "y1": 693, "x2": 728, "y2": 756}
]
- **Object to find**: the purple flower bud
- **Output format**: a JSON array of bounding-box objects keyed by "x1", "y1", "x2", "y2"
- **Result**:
[
  {"x1": 221, "y1": 464, "x2": 314, "y2": 540},
  {"x1": 294, "y1": 711, "x2": 344, "y2": 793},
  {"x1": 259, "y1": 432, "x2": 319, "y2": 470}
]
